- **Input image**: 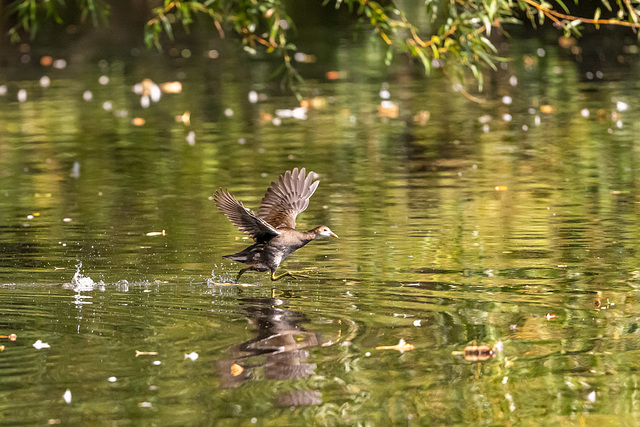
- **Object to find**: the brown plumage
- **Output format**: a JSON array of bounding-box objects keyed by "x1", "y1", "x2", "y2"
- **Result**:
[{"x1": 214, "y1": 168, "x2": 337, "y2": 281}]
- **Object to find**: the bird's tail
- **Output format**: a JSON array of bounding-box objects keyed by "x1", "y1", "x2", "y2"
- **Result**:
[
  {"x1": 222, "y1": 244, "x2": 260, "y2": 263},
  {"x1": 223, "y1": 253, "x2": 248, "y2": 262}
]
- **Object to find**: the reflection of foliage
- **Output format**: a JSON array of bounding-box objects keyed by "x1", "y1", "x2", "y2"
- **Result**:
[{"x1": 6, "y1": 0, "x2": 640, "y2": 89}]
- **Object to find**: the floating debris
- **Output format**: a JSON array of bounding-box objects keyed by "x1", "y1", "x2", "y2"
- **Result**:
[
  {"x1": 138, "y1": 402, "x2": 152, "y2": 408},
  {"x1": 71, "y1": 161, "x2": 80, "y2": 178},
  {"x1": 184, "y1": 352, "x2": 199, "y2": 361},
  {"x1": 248, "y1": 91, "x2": 259, "y2": 104},
  {"x1": 135, "y1": 350, "x2": 159, "y2": 357},
  {"x1": 580, "y1": 108, "x2": 590, "y2": 118},
  {"x1": 63, "y1": 218, "x2": 72, "y2": 223},
  {"x1": 145, "y1": 230, "x2": 166, "y2": 236},
  {"x1": 375, "y1": 339, "x2": 415, "y2": 353},
  {"x1": 224, "y1": 108, "x2": 234, "y2": 117},
  {"x1": 153, "y1": 360, "x2": 161, "y2": 365},
  {"x1": 186, "y1": 131, "x2": 196, "y2": 146},
  {"x1": 325, "y1": 70, "x2": 344, "y2": 80},
  {"x1": 103, "y1": 101, "x2": 112, "y2": 111},
  {"x1": 502, "y1": 95, "x2": 512, "y2": 105},
  {"x1": 495, "y1": 185, "x2": 508, "y2": 191},
  {"x1": 230, "y1": 363, "x2": 244, "y2": 376},
  {"x1": 132, "y1": 117, "x2": 145, "y2": 126},
  {"x1": 299, "y1": 97, "x2": 327, "y2": 109},
  {"x1": 545, "y1": 313, "x2": 557, "y2": 320},
  {"x1": 17, "y1": 89, "x2": 27, "y2": 102},
  {"x1": 160, "y1": 81, "x2": 182, "y2": 94},
  {"x1": 107, "y1": 376, "x2": 117, "y2": 382},
  {"x1": 616, "y1": 101, "x2": 629, "y2": 112},
  {"x1": 52, "y1": 59, "x2": 67, "y2": 69},
  {"x1": 378, "y1": 101, "x2": 398, "y2": 118},
  {"x1": 0, "y1": 85, "x2": 6, "y2": 96},
  {"x1": 293, "y1": 52, "x2": 317, "y2": 63},
  {"x1": 98, "y1": 76, "x2": 109, "y2": 85},
  {"x1": 0, "y1": 334, "x2": 17, "y2": 341},
  {"x1": 40, "y1": 56, "x2": 53, "y2": 66},
  {"x1": 62, "y1": 389, "x2": 72, "y2": 404},
  {"x1": 175, "y1": 111, "x2": 191, "y2": 125},
  {"x1": 82, "y1": 90, "x2": 93, "y2": 101},
  {"x1": 275, "y1": 107, "x2": 307, "y2": 120},
  {"x1": 413, "y1": 320, "x2": 421, "y2": 327},
  {"x1": 540, "y1": 105, "x2": 555, "y2": 114},
  {"x1": 40, "y1": 76, "x2": 51, "y2": 88},
  {"x1": 259, "y1": 110, "x2": 273, "y2": 124},
  {"x1": 137, "y1": 79, "x2": 162, "y2": 101},
  {"x1": 33, "y1": 340, "x2": 51, "y2": 350}
]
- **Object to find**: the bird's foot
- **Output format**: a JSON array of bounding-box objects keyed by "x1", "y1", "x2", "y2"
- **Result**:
[{"x1": 270, "y1": 270, "x2": 311, "y2": 281}]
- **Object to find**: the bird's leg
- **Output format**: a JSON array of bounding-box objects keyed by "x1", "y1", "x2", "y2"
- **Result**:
[
  {"x1": 270, "y1": 270, "x2": 311, "y2": 281},
  {"x1": 236, "y1": 267, "x2": 251, "y2": 281}
]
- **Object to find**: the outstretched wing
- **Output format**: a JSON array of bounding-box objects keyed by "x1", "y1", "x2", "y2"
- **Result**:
[
  {"x1": 213, "y1": 189, "x2": 280, "y2": 241},
  {"x1": 257, "y1": 167, "x2": 320, "y2": 229}
]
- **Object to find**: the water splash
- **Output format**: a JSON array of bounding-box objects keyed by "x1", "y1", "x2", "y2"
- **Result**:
[{"x1": 65, "y1": 262, "x2": 100, "y2": 292}]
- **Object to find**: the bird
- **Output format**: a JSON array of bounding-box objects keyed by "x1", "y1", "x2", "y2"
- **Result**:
[{"x1": 213, "y1": 168, "x2": 337, "y2": 281}]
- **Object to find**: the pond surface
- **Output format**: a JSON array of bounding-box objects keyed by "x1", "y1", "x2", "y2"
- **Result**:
[{"x1": 2, "y1": 30, "x2": 640, "y2": 425}]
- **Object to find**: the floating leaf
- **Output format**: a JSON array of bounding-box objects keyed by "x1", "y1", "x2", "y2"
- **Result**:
[{"x1": 230, "y1": 363, "x2": 244, "y2": 376}]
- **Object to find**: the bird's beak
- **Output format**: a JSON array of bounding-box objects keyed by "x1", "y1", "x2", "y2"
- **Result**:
[{"x1": 330, "y1": 232, "x2": 338, "y2": 238}]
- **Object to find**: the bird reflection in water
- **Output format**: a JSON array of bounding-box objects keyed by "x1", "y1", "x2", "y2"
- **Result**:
[{"x1": 217, "y1": 297, "x2": 322, "y2": 407}]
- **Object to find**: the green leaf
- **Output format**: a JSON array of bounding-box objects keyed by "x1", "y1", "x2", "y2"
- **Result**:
[{"x1": 555, "y1": 0, "x2": 569, "y2": 14}]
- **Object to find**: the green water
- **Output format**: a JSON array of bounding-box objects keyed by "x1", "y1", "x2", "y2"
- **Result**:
[{"x1": 2, "y1": 34, "x2": 640, "y2": 425}]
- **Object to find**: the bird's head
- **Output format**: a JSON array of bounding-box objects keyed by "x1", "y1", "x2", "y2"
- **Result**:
[{"x1": 312, "y1": 226, "x2": 338, "y2": 240}]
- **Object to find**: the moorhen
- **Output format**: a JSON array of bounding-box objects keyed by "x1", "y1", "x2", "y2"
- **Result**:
[{"x1": 214, "y1": 168, "x2": 337, "y2": 281}]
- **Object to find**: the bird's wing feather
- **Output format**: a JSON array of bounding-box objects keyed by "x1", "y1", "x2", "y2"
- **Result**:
[
  {"x1": 214, "y1": 189, "x2": 281, "y2": 241},
  {"x1": 257, "y1": 167, "x2": 319, "y2": 229}
]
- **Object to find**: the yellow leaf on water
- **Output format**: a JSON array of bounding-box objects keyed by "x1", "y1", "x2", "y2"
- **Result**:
[{"x1": 230, "y1": 363, "x2": 244, "y2": 376}]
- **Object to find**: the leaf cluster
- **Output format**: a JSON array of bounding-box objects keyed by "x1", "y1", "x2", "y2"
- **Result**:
[{"x1": 5, "y1": 0, "x2": 640, "y2": 90}]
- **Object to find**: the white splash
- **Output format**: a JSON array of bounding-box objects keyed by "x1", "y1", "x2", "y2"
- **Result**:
[{"x1": 69, "y1": 262, "x2": 98, "y2": 292}]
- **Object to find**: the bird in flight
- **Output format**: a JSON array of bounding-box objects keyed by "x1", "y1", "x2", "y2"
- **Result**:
[{"x1": 214, "y1": 168, "x2": 337, "y2": 281}]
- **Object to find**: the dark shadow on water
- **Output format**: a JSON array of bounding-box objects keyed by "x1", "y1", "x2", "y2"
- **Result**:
[{"x1": 217, "y1": 296, "x2": 323, "y2": 407}]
